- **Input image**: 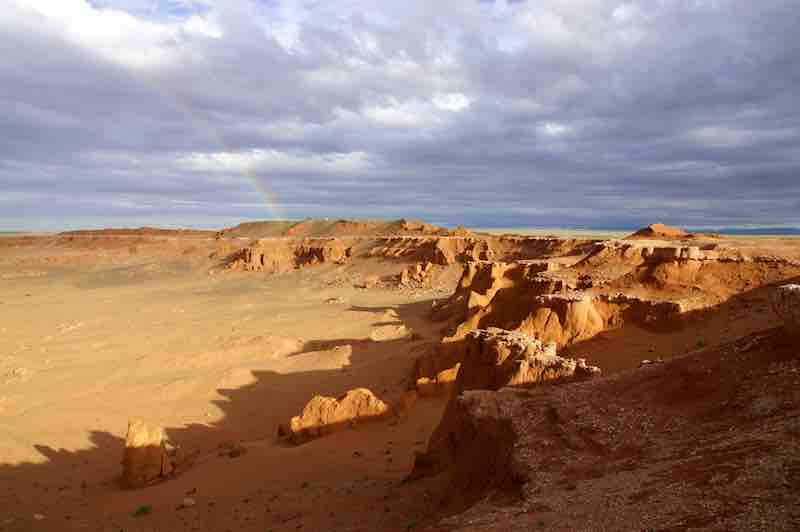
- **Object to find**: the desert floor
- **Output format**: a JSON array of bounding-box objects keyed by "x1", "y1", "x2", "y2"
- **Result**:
[{"x1": 0, "y1": 238, "x2": 454, "y2": 531}]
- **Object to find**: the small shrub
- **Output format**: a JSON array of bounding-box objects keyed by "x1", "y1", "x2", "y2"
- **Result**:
[
  {"x1": 133, "y1": 505, "x2": 152, "y2": 517},
  {"x1": 696, "y1": 338, "x2": 707, "y2": 349}
]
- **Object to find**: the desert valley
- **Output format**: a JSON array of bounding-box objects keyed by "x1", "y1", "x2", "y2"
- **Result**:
[{"x1": 0, "y1": 218, "x2": 798, "y2": 531}]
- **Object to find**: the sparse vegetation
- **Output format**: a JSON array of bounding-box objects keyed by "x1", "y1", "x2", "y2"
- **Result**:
[{"x1": 132, "y1": 504, "x2": 152, "y2": 517}]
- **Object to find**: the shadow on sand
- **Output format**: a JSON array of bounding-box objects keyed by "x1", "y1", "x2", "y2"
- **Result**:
[{"x1": 0, "y1": 298, "x2": 445, "y2": 529}]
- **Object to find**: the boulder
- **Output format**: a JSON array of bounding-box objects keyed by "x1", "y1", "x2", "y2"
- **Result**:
[
  {"x1": 771, "y1": 284, "x2": 800, "y2": 336},
  {"x1": 121, "y1": 419, "x2": 173, "y2": 488},
  {"x1": 278, "y1": 388, "x2": 390, "y2": 444}
]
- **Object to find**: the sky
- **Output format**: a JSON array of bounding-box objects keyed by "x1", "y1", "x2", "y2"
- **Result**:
[{"x1": 1, "y1": 0, "x2": 799, "y2": 231}]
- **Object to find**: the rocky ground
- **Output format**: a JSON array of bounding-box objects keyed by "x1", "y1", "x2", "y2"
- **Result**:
[{"x1": 0, "y1": 220, "x2": 798, "y2": 531}]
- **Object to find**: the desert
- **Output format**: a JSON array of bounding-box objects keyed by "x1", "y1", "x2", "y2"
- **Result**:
[
  {"x1": 1, "y1": 219, "x2": 799, "y2": 531},
  {"x1": 4, "y1": 1, "x2": 800, "y2": 530}
]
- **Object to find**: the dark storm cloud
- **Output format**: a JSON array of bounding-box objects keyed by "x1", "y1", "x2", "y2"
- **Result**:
[{"x1": 1, "y1": 0, "x2": 799, "y2": 230}]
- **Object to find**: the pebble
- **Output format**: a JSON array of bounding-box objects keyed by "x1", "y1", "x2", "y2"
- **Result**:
[
  {"x1": 182, "y1": 497, "x2": 196, "y2": 508},
  {"x1": 33, "y1": 514, "x2": 45, "y2": 520}
]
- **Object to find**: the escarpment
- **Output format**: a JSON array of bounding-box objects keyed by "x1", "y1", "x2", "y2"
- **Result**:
[{"x1": 229, "y1": 238, "x2": 353, "y2": 273}]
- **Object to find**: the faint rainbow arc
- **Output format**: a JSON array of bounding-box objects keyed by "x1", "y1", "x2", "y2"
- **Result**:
[{"x1": 138, "y1": 73, "x2": 286, "y2": 221}]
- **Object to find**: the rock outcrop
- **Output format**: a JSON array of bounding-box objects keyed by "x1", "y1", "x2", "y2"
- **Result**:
[
  {"x1": 398, "y1": 262, "x2": 436, "y2": 288},
  {"x1": 457, "y1": 328, "x2": 600, "y2": 392},
  {"x1": 278, "y1": 388, "x2": 390, "y2": 444},
  {"x1": 429, "y1": 241, "x2": 800, "y2": 354},
  {"x1": 368, "y1": 236, "x2": 596, "y2": 266},
  {"x1": 121, "y1": 419, "x2": 174, "y2": 488},
  {"x1": 231, "y1": 238, "x2": 352, "y2": 273},
  {"x1": 419, "y1": 329, "x2": 800, "y2": 531},
  {"x1": 625, "y1": 223, "x2": 693, "y2": 240},
  {"x1": 414, "y1": 328, "x2": 599, "y2": 397},
  {"x1": 411, "y1": 328, "x2": 599, "y2": 481},
  {"x1": 771, "y1": 284, "x2": 800, "y2": 336}
]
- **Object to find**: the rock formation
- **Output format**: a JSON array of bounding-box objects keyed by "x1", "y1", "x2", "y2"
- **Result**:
[
  {"x1": 231, "y1": 238, "x2": 352, "y2": 273},
  {"x1": 457, "y1": 328, "x2": 600, "y2": 392},
  {"x1": 278, "y1": 388, "x2": 390, "y2": 444},
  {"x1": 368, "y1": 236, "x2": 596, "y2": 266},
  {"x1": 121, "y1": 419, "x2": 174, "y2": 488},
  {"x1": 418, "y1": 328, "x2": 800, "y2": 530},
  {"x1": 427, "y1": 240, "x2": 800, "y2": 356},
  {"x1": 398, "y1": 262, "x2": 436, "y2": 288},
  {"x1": 411, "y1": 328, "x2": 599, "y2": 482},
  {"x1": 771, "y1": 284, "x2": 800, "y2": 336},
  {"x1": 414, "y1": 328, "x2": 599, "y2": 397},
  {"x1": 625, "y1": 223, "x2": 693, "y2": 240}
]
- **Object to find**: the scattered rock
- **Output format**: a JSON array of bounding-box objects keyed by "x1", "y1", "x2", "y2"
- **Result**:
[
  {"x1": 398, "y1": 262, "x2": 436, "y2": 288},
  {"x1": 180, "y1": 497, "x2": 196, "y2": 509},
  {"x1": 370, "y1": 324, "x2": 413, "y2": 341},
  {"x1": 218, "y1": 440, "x2": 247, "y2": 458}
]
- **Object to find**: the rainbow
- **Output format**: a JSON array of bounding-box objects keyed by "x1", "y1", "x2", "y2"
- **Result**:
[{"x1": 138, "y1": 73, "x2": 285, "y2": 220}]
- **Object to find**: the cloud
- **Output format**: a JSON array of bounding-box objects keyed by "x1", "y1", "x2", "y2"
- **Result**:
[{"x1": 1, "y1": 0, "x2": 799, "y2": 230}]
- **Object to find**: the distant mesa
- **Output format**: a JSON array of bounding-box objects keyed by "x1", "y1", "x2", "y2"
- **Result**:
[
  {"x1": 625, "y1": 223, "x2": 694, "y2": 240},
  {"x1": 217, "y1": 218, "x2": 448, "y2": 239},
  {"x1": 59, "y1": 227, "x2": 214, "y2": 238}
]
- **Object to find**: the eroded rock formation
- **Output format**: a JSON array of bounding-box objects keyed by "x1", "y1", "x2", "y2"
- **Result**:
[
  {"x1": 771, "y1": 284, "x2": 800, "y2": 336},
  {"x1": 429, "y1": 240, "x2": 800, "y2": 353},
  {"x1": 625, "y1": 223, "x2": 693, "y2": 240},
  {"x1": 121, "y1": 419, "x2": 174, "y2": 488},
  {"x1": 414, "y1": 328, "x2": 599, "y2": 397},
  {"x1": 457, "y1": 328, "x2": 600, "y2": 392},
  {"x1": 231, "y1": 238, "x2": 352, "y2": 273},
  {"x1": 398, "y1": 262, "x2": 436, "y2": 288},
  {"x1": 278, "y1": 388, "x2": 390, "y2": 444},
  {"x1": 411, "y1": 328, "x2": 599, "y2": 482},
  {"x1": 419, "y1": 329, "x2": 800, "y2": 530}
]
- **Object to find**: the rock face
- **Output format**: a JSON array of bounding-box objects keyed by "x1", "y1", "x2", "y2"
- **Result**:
[
  {"x1": 410, "y1": 330, "x2": 599, "y2": 482},
  {"x1": 428, "y1": 241, "x2": 800, "y2": 356},
  {"x1": 121, "y1": 419, "x2": 173, "y2": 488},
  {"x1": 278, "y1": 388, "x2": 390, "y2": 444},
  {"x1": 458, "y1": 328, "x2": 600, "y2": 392},
  {"x1": 368, "y1": 236, "x2": 596, "y2": 265},
  {"x1": 232, "y1": 238, "x2": 352, "y2": 273},
  {"x1": 431, "y1": 260, "x2": 684, "y2": 350},
  {"x1": 408, "y1": 390, "x2": 522, "y2": 498},
  {"x1": 771, "y1": 284, "x2": 800, "y2": 336},
  {"x1": 419, "y1": 329, "x2": 800, "y2": 531},
  {"x1": 414, "y1": 328, "x2": 599, "y2": 398}
]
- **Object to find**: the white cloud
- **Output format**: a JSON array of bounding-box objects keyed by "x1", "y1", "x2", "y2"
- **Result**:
[
  {"x1": 12, "y1": 0, "x2": 222, "y2": 68},
  {"x1": 539, "y1": 121, "x2": 573, "y2": 136},
  {"x1": 432, "y1": 93, "x2": 471, "y2": 112},
  {"x1": 178, "y1": 149, "x2": 372, "y2": 175},
  {"x1": 685, "y1": 125, "x2": 798, "y2": 149}
]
